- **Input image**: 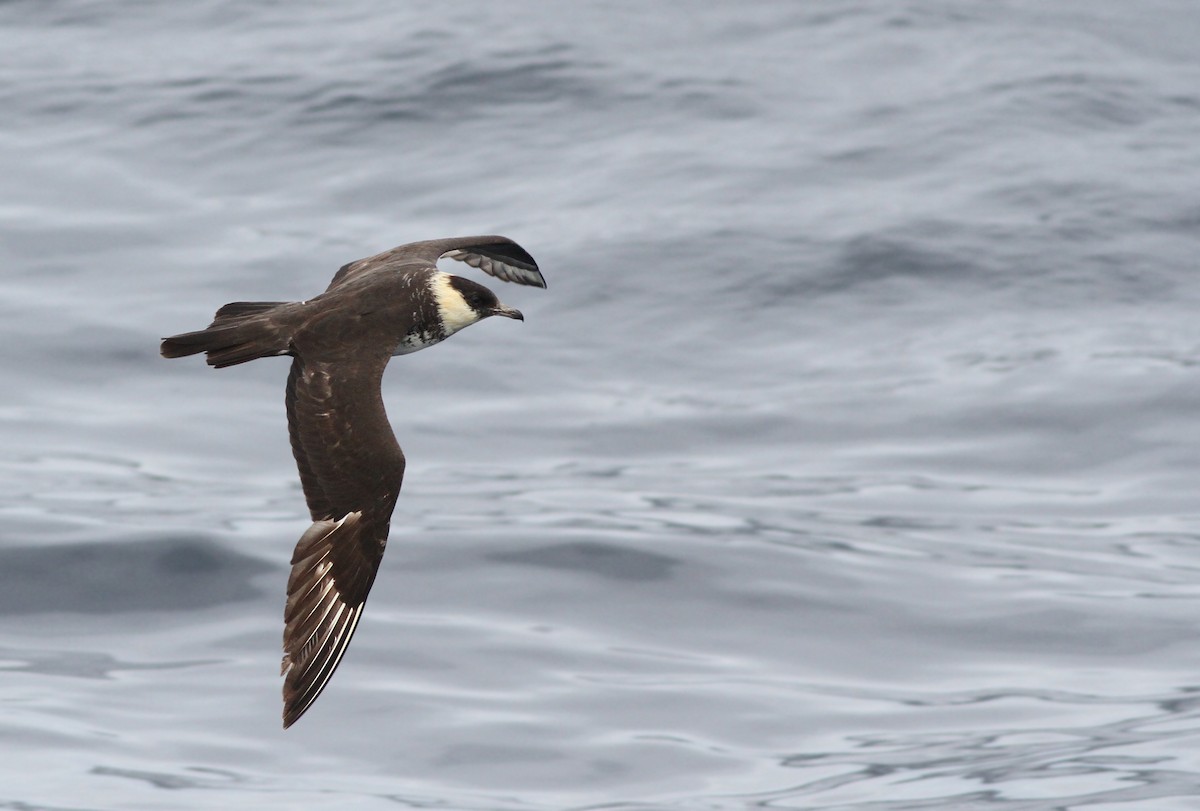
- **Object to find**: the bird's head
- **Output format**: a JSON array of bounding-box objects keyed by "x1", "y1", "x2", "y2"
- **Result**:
[{"x1": 431, "y1": 273, "x2": 524, "y2": 336}]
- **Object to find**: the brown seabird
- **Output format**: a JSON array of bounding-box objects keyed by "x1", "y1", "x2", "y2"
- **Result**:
[{"x1": 161, "y1": 236, "x2": 545, "y2": 727}]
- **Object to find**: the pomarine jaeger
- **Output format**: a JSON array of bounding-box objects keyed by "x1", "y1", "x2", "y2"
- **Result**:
[{"x1": 161, "y1": 235, "x2": 545, "y2": 727}]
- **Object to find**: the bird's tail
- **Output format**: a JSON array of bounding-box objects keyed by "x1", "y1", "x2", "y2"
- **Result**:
[{"x1": 161, "y1": 301, "x2": 294, "y2": 368}]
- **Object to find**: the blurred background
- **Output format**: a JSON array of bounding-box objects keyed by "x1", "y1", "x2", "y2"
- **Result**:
[{"x1": 3, "y1": 1, "x2": 1200, "y2": 808}]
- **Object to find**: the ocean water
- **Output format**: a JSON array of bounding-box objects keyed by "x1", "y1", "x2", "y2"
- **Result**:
[{"x1": 4, "y1": 1, "x2": 1200, "y2": 808}]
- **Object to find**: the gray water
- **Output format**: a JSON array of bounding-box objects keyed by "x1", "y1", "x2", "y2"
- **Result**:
[{"x1": 4, "y1": 1, "x2": 1200, "y2": 808}]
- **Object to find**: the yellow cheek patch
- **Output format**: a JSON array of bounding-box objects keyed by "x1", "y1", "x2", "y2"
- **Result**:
[{"x1": 428, "y1": 273, "x2": 480, "y2": 335}]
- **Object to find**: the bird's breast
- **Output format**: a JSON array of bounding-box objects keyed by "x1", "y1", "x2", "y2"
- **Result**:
[{"x1": 391, "y1": 328, "x2": 447, "y2": 356}]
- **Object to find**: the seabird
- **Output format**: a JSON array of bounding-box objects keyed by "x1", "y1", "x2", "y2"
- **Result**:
[{"x1": 161, "y1": 236, "x2": 545, "y2": 727}]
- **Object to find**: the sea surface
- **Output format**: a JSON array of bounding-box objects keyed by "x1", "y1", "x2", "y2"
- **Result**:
[{"x1": 3, "y1": 2, "x2": 1200, "y2": 808}]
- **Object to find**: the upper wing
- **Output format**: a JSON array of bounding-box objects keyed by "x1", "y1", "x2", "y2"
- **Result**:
[
  {"x1": 281, "y1": 354, "x2": 406, "y2": 727},
  {"x1": 285, "y1": 354, "x2": 405, "y2": 521},
  {"x1": 286, "y1": 359, "x2": 334, "y2": 521},
  {"x1": 326, "y1": 235, "x2": 545, "y2": 291}
]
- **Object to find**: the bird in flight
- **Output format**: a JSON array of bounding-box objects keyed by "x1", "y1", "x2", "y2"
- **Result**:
[{"x1": 161, "y1": 236, "x2": 545, "y2": 727}]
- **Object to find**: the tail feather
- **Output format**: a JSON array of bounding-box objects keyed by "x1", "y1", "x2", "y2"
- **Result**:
[
  {"x1": 211, "y1": 301, "x2": 287, "y2": 325},
  {"x1": 161, "y1": 301, "x2": 293, "y2": 368}
]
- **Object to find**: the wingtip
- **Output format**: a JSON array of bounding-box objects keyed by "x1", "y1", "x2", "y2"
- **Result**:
[
  {"x1": 279, "y1": 513, "x2": 374, "y2": 730},
  {"x1": 281, "y1": 669, "x2": 302, "y2": 728},
  {"x1": 281, "y1": 669, "x2": 310, "y2": 729},
  {"x1": 443, "y1": 238, "x2": 547, "y2": 289}
]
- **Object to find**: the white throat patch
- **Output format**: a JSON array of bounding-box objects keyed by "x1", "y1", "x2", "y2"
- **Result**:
[{"x1": 428, "y1": 273, "x2": 481, "y2": 336}]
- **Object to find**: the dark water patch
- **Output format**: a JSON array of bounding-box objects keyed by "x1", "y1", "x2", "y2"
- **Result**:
[
  {"x1": 560, "y1": 227, "x2": 757, "y2": 320},
  {"x1": 275, "y1": 46, "x2": 614, "y2": 149},
  {"x1": 984, "y1": 71, "x2": 1160, "y2": 132},
  {"x1": 90, "y1": 765, "x2": 247, "y2": 791},
  {"x1": 425, "y1": 53, "x2": 596, "y2": 108},
  {"x1": 489, "y1": 541, "x2": 680, "y2": 583},
  {"x1": 654, "y1": 76, "x2": 760, "y2": 120},
  {"x1": 295, "y1": 81, "x2": 429, "y2": 125},
  {"x1": 134, "y1": 76, "x2": 298, "y2": 129},
  {"x1": 932, "y1": 607, "x2": 1198, "y2": 658},
  {"x1": 829, "y1": 234, "x2": 971, "y2": 289},
  {"x1": 0, "y1": 536, "x2": 274, "y2": 615},
  {"x1": 0, "y1": 0, "x2": 112, "y2": 28},
  {"x1": 0, "y1": 798, "x2": 101, "y2": 811},
  {"x1": 757, "y1": 231, "x2": 986, "y2": 304},
  {"x1": 0, "y1": 647, "x2": 213, "y2": 680},
  {"x1": 3, "y1": 324, "x2": 163, "y2": 387}
]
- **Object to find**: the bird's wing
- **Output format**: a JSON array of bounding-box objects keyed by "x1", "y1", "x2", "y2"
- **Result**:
[
  {"x1": 281, "y1": 353, "x2": 405, "y2": 727},
  {"x1": 441, "y1": 239, "x2": 544, "y2": 288},
  {"x1": 326, "y1": 235, "x2": 545, "y2": 291}
]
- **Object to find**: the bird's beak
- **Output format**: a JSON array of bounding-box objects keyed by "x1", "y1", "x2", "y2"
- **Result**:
[{"x1": 492, "y1": 305, "x2": 524, "y2": 321}]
